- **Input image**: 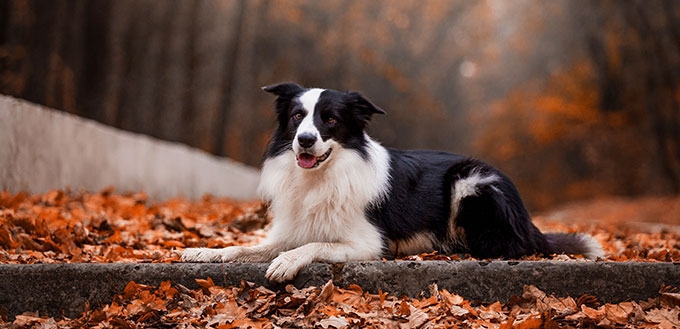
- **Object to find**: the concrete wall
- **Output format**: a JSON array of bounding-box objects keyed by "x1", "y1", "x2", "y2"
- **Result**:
[{"x1": 0, "y1": 95, "x2": 260, "y2": 199}]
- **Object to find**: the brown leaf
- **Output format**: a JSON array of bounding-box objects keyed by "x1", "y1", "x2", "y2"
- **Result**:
[
  {"x1": 413, "y1": 295, "x2": 438, "y2": 309},
  {"x1": 122, "y1": 281, "x2": 140, "y2": 299},
  {"x1": 318, "y1": 315, "x2": 349, "y2": 329},
  {"x1": 581, "y1": 304, "x2": 606, "y2": 322},
  {"x1": 399, "y1": 300, "x2": 411, "y2": 317},
  {"x1": 0, "y1": 226, "x2": 19, "y2": 249},
  {"x1": 543, "y1": 296, "x2": 577, "y2": 314},
  {"x1": 195, "y1": 277, "x2": 215, "y2": 293},
  {"x1": 512, "y1": 314, "x2": 543, "y2": 329},
  {"x1": 660, "y1": 292, "x2": 680, "y2": 307},
  {"x1": 318, "y1": 280, "x2": 335, "y2": 303},
  {"x1": 659, "y1": 284, "x2": 679, "y2": 294},
  {"x1": 487, "y1": 301, "x2": 503, "y2": 313},
  {"x1": 522, "y1": 285, "x2": 546, "y2": 302},
  {"x1": 12, "y1": 313, "x2": 41, "y2": 327},
  {"x1": 505, "y1": 295, "x2": 527, "y2": 309},
  {"x1": 449, "y1": 305, "x2": 470, "y2": 318},
  {"x1": 576, "y1": 294, "x2": 600, "y2": 308},
  {"x1": 440, "y1": 289, "x2": 464, "y2": 306},
  {"x1": 596, "y1": 317, "x2": 613, "y2": 328},
  {"x1": 499, "y1": 318, "x2": 515, "y2": 329},
  {"x1": 604, "y1": 303, "x2": 631, "y2": 324},
  {"x1": 161, "y1": 240, "x2": 185, "y2": 248},
  {"x1": 408, "y1": 304, "x2": 429, "y2": 328},
  {"x1": 645, "y1": 308, "x2": 680, "y2": 329}
]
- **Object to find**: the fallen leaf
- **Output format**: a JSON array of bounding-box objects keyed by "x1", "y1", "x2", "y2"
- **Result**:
[
  {"x1": 512, "y1": 313, "x2": 543, "y2": 329},
  {"x1": 581, "y1": 304, "x2": 606, "y2": 322},
  {"x1": 604, "y1": 303, "x2": 630, "y2": 324},
  {"x1": 318, "y1": 315, "x2": 349, "y2": 329},
  {"x1": 408, "y1": 304, "x2": 429, "y2": 328},
  {"x1": 645, "y1": 308, "x2": 680, "y2": 329},
  {"x1": 522, "y1": 285, "x2": 546, "y2": 302},
  {"x1": 660, "y1": 292, "x2": 680, "y2": 308}
]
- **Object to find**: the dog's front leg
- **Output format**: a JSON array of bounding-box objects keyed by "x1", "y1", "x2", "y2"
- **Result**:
[
  {"x1": 181, "y1": 243, "x2": 285, "y2": 263},
  {"x1": 265, "y1": 242, "x2": 378, "y2": 282}
]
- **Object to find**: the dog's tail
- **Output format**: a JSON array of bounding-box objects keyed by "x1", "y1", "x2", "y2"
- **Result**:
[{"x1": 544, "y1": 233, "x2": 604, "y2": 259}]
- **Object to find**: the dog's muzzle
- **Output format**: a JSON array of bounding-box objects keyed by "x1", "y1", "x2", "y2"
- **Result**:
[{"x1": 297, "y1": 148, "x2": 332, "y2": 169}]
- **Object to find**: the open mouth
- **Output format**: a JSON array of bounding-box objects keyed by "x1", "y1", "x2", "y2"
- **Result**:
[{"x1": 296, "y1": 148, "x2": 332, "y2": 169}]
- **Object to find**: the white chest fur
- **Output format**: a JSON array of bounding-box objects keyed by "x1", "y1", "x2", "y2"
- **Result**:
[{"x1": 258, "y1": 137, "x2": 390, "y2": 253}]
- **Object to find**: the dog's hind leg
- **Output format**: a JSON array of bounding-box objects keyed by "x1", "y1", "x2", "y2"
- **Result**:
[{"x1": 446, "y1": 160, "x2": 551, "y2": 259}]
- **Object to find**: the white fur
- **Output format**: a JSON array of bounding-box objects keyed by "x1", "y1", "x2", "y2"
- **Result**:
[
  {"x1": 453, "y1": 172, "x2": 499, "y2": 206},
  {"x1": 293, "y1": 88, "x2": 327, "y2": 156},
  {"x1": 183, "y1": 134, "x2": 392, "y2": 282},
  {"x1": 259, "y1": 136, "x2": 390, "y2": 280},
  {"x1": 259, "y1": 137, "x2": 390, "y2": 247},
  {"x1": 578, "y1": 234, "x2": 605, "y2": 259},
  {"x1": 447, "y1": 170, "x2": 499, "y2": 248},
  {"x1": 183, "y1": 87, "x2": 393, "y2": 281}
]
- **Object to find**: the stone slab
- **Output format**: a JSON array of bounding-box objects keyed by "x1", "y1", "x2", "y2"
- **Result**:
[{"x1": 1, "y1": 261, "x2": 678, "y2": 319}]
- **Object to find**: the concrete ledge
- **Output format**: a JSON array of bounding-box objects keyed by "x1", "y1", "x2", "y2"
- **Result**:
[
  {"x1": 1, "y1": 261, "x2": 679, "y2": 318},
  {"x1": 0, "y1": 95, "x2": 260, "y2": 199}
]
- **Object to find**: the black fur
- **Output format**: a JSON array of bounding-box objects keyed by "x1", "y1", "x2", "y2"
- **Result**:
[
  {"x1": 263, "y1": 82, "x2": 384, "y2": 159},
  {"x1": 367, "y1": 154, "x2": 554, "y2": 259},
  {"x1": 447, "y1": 159, "x2": 552, "y2": 258},
  {"x1": 263, "y1": 82, "x2": 600, "y2": 260}
]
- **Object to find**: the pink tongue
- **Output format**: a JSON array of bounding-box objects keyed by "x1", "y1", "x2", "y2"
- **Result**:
[{"x1": 298, "y1": 154, "x2": 317, "y2": 168}]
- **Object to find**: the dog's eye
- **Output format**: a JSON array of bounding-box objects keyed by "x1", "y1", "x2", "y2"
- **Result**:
[
  {"x1": 293, "y1": 113, "x2": 303, "y2": 120},
  {"x1": 326, "y1": 117, "x2": 337, "y2": 125}
]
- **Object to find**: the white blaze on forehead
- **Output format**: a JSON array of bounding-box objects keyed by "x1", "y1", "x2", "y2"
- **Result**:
[
  {"x1": 299, "y1": 88, "x2": 324, "y2": 112},
  {"x1": 297, "y1": 88, "x2": 324, "y2": 137}
]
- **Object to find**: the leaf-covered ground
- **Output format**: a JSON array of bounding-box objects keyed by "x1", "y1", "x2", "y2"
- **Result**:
[
  {"x1": 4, "y1": 278, "x2": 680, "y2": 328},
  {"x1": 1, "y1": 189, "x2": 678, "y2": 263},
  {"x1": 1, "y1": 189, "x2": 680, "y2": 328}
]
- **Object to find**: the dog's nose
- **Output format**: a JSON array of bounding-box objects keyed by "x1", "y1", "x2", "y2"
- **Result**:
[{"x1": 297, "y1": 133, "x2": 316, "y2": 149}]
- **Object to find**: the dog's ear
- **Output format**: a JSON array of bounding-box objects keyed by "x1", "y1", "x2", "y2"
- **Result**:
[
  {"x1": 262, "y1": 82, "x2": 304, "y2": 98},
  {"x1": 344, "y1": 91, "x2": 386, "y2": 119}
]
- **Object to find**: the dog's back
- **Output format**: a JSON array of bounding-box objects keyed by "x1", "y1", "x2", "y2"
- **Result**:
[
  {"x1": 259, "y1": 82, "x2": 603, "y2": 261},
  {"x1": 182, "y1": 82, "x2": 603, "y2": 282}
]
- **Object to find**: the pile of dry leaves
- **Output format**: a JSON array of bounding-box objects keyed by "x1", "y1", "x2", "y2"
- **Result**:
[
  {"x1": 1, "y1": 189, "x2": 680, "y2": 328},
  {"x1": 5, "y1": 279, "x2": 680, "y2": 328},
  {"x1": 0, "y1": 188, "x2": 268, "y2": 264},
  {"x1": 1, "y1": 188, "x2": 679, "y2": 263}
]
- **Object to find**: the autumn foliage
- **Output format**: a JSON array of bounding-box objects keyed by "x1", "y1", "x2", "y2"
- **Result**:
[
  {"x1": 3, "y1": 1, "x2": 680, "y2": 211},
  {"x1": 4, "y1": 276, "x2": 680, "y2": 328},
  {"x1": 0, "y1": 188, "x2": 267, "y2": 264},
  {"x1": 1, "y1": 189, "x2": 679, "y2": 264},
  {"x1": 1, "y1": 189, "x2": 680, "y2": 327}
]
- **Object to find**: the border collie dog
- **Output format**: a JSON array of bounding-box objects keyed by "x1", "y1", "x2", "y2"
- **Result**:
[{"x1": 182, "y1": 82, "x2": 603, "y2": 282}]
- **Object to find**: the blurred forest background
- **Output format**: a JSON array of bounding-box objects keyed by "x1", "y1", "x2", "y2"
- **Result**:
[{"x1": 1, "y1": 0, "x2": 680, "y2": 211}]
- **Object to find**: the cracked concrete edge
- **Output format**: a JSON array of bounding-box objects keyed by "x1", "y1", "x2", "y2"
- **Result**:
[
  {"x1": 0, "y1": 95, "x2": 260, "y2": 200},
  {"x1": 1, "y1": 261, "x2": 679, "y2": 319}
]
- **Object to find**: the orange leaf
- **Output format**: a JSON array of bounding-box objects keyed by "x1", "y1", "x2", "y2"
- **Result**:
[
  {"x1": 162, "y1": 240, "x2": 185, "y2": 248},
  {"x1": 499, "y1": 318, "x2": 515, "y2": 329},
  {"x1": 196, "y1": 277, "x2": 215, "y2": 293},
  {"x1": 512, "y1": 315, "x2": 543, "y2": 329},
  {"x1": 581, "y1": 304, "x2": 606, "y2": 322},
  {"x1": 123, "y1": 281, "x2": 140, "y2": 299}
]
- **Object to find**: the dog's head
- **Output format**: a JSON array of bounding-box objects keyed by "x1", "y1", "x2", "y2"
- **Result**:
[{"x1": 263, "y1": 82, "x2": 385, "y2": 169}]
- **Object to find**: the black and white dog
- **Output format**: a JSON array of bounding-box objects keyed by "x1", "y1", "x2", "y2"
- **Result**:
[{"x1": 182, "y1": 82, "x2": 603, "y2": 282}]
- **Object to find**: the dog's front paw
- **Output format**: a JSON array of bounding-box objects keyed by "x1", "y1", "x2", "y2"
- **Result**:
[
  {"x1": 265, "y1": 250, "x2": 312, "y2": 282},
  {"x1": 181, "y1": 248, "x2": 219, "y2": 262},
  {"x1": 181, "y1": 247, "x2": 243, "y2": 262}
]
